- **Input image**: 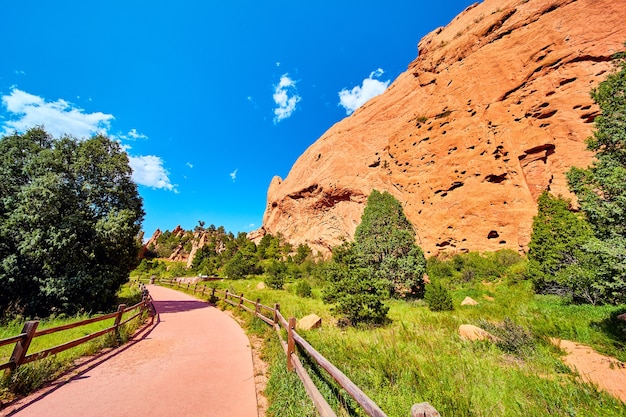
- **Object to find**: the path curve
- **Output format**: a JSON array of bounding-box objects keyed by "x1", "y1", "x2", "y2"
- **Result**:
[
  {"x1": 3, "y1": 285, "x2": 259, "y2": 417},
  {"x1": 552, "y1": 338, "x2": 626, "y2": 403}
]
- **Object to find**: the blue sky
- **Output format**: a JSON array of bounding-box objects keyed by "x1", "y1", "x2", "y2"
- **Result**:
[{"x1": 1, "y1": 0, "x2": 472, "y2": 237}]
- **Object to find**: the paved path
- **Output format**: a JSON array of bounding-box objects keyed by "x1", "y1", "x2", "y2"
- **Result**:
[{"x1": 4, "y1": 285, "x2": 259, "y2": 417}]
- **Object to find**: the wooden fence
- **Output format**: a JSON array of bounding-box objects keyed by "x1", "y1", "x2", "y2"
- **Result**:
[
  {"x1": 0, "y1": 287, "x2": 154, "y2": 374},
  {"x1": 156, "y1": 278, "x2": 441, "y2": 417}
]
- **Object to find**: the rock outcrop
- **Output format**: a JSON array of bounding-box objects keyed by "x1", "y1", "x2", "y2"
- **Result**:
[{"x1": 256, "y1": 0, "x2": 626, "y2": 256}]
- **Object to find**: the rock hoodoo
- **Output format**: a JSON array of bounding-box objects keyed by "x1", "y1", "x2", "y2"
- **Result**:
[{"x1": 256, "y1": 0, "x2": 626, "y2": 256}]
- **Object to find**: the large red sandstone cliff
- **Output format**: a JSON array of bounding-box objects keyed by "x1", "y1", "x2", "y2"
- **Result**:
[{"x1": 254, "y1": 0, "x2": 626, "y2": 257}]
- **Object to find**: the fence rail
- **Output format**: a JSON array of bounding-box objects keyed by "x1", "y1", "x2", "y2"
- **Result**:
[
  {"x1": 154, "y1": 277, "x2": 440, "y2": 417},
  {"x1": 0, "y1": 286, "x2": 154, "y2": 374}
]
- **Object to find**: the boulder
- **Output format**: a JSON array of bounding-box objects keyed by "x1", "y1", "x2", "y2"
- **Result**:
[
  {"x1": 297, "y1": 314, "x2": 322, "y2": 331},
  {"x1": 461, "y1": 296, "x2": 479, "y2": 306},
  {"x1": 459, "y1": 324, "x2": 499, "y2": 342},
  {"x1": 256, "y1": 282, "x2": 266, "y2": 290}
]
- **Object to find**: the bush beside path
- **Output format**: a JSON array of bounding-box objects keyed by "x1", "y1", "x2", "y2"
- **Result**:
[{"x1": 4, "y1": 285, "x2": 259, "y2": 417}]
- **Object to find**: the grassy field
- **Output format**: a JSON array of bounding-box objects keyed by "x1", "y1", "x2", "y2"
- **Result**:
[
  {"x1": 175, "y1": 276, "x2": 626, "y2": 417},
  {"x1": 0, "y1": 283, "x2": 147, "y2": 403}
]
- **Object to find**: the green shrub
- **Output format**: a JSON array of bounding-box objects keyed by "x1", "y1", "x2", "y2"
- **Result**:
[
  {"x1": 424, "y1": 281, "x2": 454, "y2": 311},
  {"x1": 477, "y1": 317, "x2": 536, "y2": 356},
  {"x1": 265, "y1": 260, "x2": 286, "y2": 290},
  {"x1": 293, "y1": 280, "x2": 312, "y2": 298},
  {"x1": 426, "y1": 256, "x2": 455, "y2": 280}
]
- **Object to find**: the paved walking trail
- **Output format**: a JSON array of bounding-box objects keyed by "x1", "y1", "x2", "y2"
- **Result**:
[{"x1": 3, "y1": 285, "x2": 259, "y2": 417}]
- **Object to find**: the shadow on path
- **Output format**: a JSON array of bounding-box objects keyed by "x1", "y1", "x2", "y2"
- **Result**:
[
  {"x1": 153, "y1": 300, "x2": 208, "y2": 314},
  {"x1": 1, "y1": 315, "x2": 160, "y2": 416}
]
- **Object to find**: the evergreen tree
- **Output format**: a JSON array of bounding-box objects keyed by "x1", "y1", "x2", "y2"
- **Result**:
[
  {"x1": 354, "y1": 190, "x2": 426, "y2": 297},
  {"x1": 322, "y1": 242, "x2": 389, "y2": 325},
  {"x1": 527, "y1": 192, "x2": 593, "y2": 298},
  {"x1": 565, "y1": 51, "x2": 626, "y2": 304},
  {"x1": 529, "y1": 50, "x2": 626, "y2": 304},
  {"x1": 322, "y1": 190, "x2": 426, "y2": 325}
]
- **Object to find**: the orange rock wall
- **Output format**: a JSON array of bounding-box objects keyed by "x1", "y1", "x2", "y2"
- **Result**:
[{"x1": 257, "y1": 0, "x2": 626, "y2": 257}]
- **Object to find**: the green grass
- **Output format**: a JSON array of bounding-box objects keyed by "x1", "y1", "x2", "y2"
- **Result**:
[
  {"x1": 169, "y1": 276, "x2": 626, "y2": 417},
  {"x1": 0, "y1": 283, "x2": 148, "y2": 403}
]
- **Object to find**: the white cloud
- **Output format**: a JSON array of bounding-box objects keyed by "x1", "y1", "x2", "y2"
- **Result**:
[
  {"x1": 127, "y1": 128, "x2": 148, "y2": 139},
  {"x1": 128, "y1": 155, "x2": 176, "y2": 191},
  {"x1": 273, "y1": 74, "x2": 301, "y2": 123},
  {"x1": 338, "y1": 68, "x2": 390, "y2": 115},
  {"x1": 230, "y1": 168, "x2": 238, "y2": 182},
  {"x1": 1, "y1": 88, "x2": 176, "y2": 193},
  {"x1": 1, "y1": 88, "x2": 114, "y2": 138},
  {"x1": 186, "y1": 162, "x2": 194, "y2": 169}
]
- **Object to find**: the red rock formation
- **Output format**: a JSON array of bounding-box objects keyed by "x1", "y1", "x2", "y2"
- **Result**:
[
  {"x1": 256, "y1": 0, "x2": 626, "y2": 257},
  {"x1": 145, "y1": 228, "x2": 162, "y2": 250}
]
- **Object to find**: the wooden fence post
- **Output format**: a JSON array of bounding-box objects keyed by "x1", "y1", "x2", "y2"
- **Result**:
[
  {"x1": 225, "y1": 289, "x2": 229, "y2": 301},
  {"x1": 273, "y1": 304, "x2": 280, "y2": 325},
  {"x1": 255, "y1": 298, "x2": 260, "y2": 316},
  {"x1": 287, "y1": 317, "x2": 296, "y2": 372},
  {"x1": 114, "y1": 304, "x2": 126, "y2": 341},
  {"x1": 211, "y1": 287, "x2": 216, "y2": 303},
  {"x1": 239, "y1": 293, "x2": 244, "y2": 307},
  {"x1": 9, "y1": 321, "x2": 39, "y2": 371}
]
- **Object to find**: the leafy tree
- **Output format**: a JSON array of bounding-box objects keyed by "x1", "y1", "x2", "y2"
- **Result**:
[
  {"x1": 223, "y1": 250, "x2": 259, "y2": 279},
  {"x1": 354, "y1": 190, "x2": 426, "y2": 297},
  {"x1": 0, "y1": 128, "x2": 144, "y2": 316}
]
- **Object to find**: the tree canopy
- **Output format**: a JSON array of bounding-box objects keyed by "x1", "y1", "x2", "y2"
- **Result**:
[{"x1": 0, "y1": 128, "x2": 144, "y2": 317}]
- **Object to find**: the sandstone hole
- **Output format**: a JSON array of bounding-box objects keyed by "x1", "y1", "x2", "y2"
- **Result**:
[
  {"x1": 487, "y1": 230, "x2": 499, "y2": 239},
  {"x1": 485, "y1": 173, "x2": 508, "y2": 183},
  {"x1": 581, "y1": 112, "x2": 598, "y2": 123},
  {"x1": 559, "y1": 77, "x2": 576, "y2": 86},
  {"x1": 537, "y1": 109, "x2": 557, "y2": 119}
]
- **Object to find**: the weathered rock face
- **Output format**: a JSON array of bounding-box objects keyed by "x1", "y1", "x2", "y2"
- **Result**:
[{"x1": 257, "y1": 0, "x2": 626, "y2": 257}]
